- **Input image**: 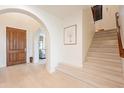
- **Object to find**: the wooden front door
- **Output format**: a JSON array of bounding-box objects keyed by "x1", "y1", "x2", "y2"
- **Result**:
[{"x1": 6, "y1": 27, "x2": 26, "y2": 66}]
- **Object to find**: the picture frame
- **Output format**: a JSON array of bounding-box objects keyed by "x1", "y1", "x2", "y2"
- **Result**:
[{"x1": 64, "y1": 24, "x2": 77, "y2": 45}]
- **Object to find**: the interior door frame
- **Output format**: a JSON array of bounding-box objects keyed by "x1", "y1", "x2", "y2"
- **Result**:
[{"x1": 6, "y1": 26, "x2": 27, "y2": 66}]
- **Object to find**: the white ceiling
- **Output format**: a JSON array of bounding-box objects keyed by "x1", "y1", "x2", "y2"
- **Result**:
[{"x1": 34, "y1": 5, "x2": 89, "y2": 19}]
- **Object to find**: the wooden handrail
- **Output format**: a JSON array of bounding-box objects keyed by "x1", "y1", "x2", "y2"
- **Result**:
[{"x1": 115, "y1": 12, "x2": 124, "y2": 57}]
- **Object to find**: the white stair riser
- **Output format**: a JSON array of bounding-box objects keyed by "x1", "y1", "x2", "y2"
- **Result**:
[
  {"x1": 93, "y1": 37, "x2": 117, "y2": 41},
  {"x1": 87, "y1": 53, "x2": 120, "y2": 60},
  {"x1": 94, "y1": 36, "x2": 117, "y2": 39},
  {"x1": 91, "y1": 45, "x2": 118, "y2": 48},
  {"x1": 92, "y1": 40, "x2": 118, "y2": 45},
  {"x1": 87, "y1": 52, "x2": 119, "y2": 56},
  {"x1": 94, "y1": 34, "x2": 117, "y2": 38},
  {"x1": 87, "y1": 57, "x2": 121, "y2": 63},
  {"x1": 95, "y1": 30, "x2": 116, "y2": 34},
  {"x1": 89, "y1": 48, "x2": 119, "y2": 53},
  {"x1": 95, "y1": 32, "x2": 117, "y2": 36}
]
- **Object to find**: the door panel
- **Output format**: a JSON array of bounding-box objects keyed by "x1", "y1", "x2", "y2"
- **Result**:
[{"x1": 6, "y1": 27, "x2": 26, "y2": 66}]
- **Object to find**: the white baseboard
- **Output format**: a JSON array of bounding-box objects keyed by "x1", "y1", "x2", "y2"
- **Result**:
[{"x1": 0, "y1": 64, "x2": 6, "y2": 68}]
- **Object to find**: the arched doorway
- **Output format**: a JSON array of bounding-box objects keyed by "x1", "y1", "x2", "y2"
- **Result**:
[
  {"x1": 0, "y1": 7, "x2": 50, "y2": 72},
  {"x1": 33, "y1": 28, "x2": 47, "y2": 65}
]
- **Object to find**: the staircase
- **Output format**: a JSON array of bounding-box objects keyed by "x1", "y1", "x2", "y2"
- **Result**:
[{"x1": 56, "y1": 29, "x2": 124, "y2": 87}]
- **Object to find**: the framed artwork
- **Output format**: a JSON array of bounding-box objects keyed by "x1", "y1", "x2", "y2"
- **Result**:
[{"x1": 64, "y1": 24, "x2": 77, "y2": 45}]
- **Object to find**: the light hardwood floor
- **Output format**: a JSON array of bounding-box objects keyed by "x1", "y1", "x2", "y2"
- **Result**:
[{"x1": 0, "y1": 63, "x2": 94, "y2": 88}]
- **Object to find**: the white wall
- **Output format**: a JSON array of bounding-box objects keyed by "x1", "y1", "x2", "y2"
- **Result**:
[
  {"x1": 60, "y1": 6, "x2": 95, "y2": 67},
  {"x1": 82, "y1": 7, "x2": 95, "y2": 63},
  {"x1": 95, "y1": 5, "x2": 119, "y2": 31},
  {"x1": 60, "y1": 9, "x2": 82, "y2": 67},
  {"x1": 0, "y1": 13, "x2": 41, "y2": 68}
]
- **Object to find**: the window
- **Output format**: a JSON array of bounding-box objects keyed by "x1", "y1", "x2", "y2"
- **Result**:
[
  {"x1": 39, "y1": 36, "x2": 43, "y2": 50},
  {"x1": 92, "y1": 5, "x2": 102, "y2": 21}
]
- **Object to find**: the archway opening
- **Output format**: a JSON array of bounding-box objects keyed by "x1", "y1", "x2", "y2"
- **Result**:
[
  {"x1": 0, "y1": 8, "x2": 50, "y2": 71},
  {"x1": 39, "y1": 32, "x2": 46, "y2": 64},
  {"x1": 33, "y1": 28, "x2": 47, "y2": 66}
]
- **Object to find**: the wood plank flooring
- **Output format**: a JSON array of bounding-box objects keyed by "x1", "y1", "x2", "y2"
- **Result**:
[{"x1": 0, "y1": 64, "x2": 94, "y2": 88}]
